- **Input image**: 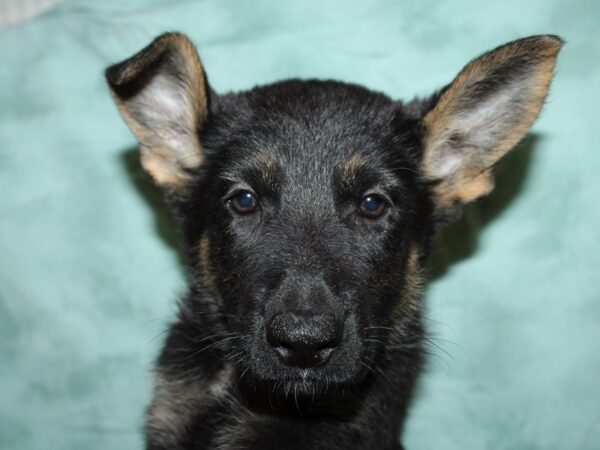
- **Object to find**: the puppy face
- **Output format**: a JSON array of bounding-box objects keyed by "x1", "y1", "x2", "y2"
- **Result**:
[
  {"x1": 190, "y1": 82, "x2": 429, "y2": 391},
  {"x1": 106, "y1": 33, "x2": 561, "y2": 396}
]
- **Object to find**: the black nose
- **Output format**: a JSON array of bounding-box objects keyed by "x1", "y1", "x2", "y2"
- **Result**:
[{"x1": 266, "y1": 312, "x2": 343, "y2": 368}]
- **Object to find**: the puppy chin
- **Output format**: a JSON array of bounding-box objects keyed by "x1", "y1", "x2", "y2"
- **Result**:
[{"x1": 241, "y1": 347, "x2": 367, "y2": 396}]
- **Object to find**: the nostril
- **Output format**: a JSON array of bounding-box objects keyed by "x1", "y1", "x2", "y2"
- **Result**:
[
  {"x1": 272, "y1": 343, "x2": 292, "y2": 361},
  {"x1": 316, "y1": 326, "x2": 343, "y2": 349},
  {"x1": 316, "y1": 341, "x2": 336, "y2": 352}
]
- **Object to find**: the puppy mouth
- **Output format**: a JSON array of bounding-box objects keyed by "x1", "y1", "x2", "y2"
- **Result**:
[
  {"x1": 240, "y1": 345, "x2": 369, "y2": 396},
  {"x1": 246, "y1": 370, "x2": 348, "y2": 398},
  {"x1": 280, "y1": 368, "x2": 326, "y2": 388},
  {"x1": 237, "y1": 365, "x2": 367, "y2": 416}
]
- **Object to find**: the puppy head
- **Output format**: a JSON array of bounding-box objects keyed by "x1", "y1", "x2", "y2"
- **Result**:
[{"x1": 106, "y1": 33, "x2": 561, "y2": 395}]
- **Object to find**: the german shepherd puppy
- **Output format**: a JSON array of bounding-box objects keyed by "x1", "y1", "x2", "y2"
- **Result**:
[{"x1": 106, "y1": 33, "x2": 561, "y2": 450}]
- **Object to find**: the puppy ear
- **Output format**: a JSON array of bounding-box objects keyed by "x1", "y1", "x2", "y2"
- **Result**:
[
  {"x1": 421, "y1": 35, "x2": 562, "y2": 217},
  {"x1": 105, "y1": 33, "x2": 208, "y2": 192}
]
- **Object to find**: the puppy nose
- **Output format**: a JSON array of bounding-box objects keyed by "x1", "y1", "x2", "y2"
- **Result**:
[{"x1": 266, "y1": 312, "x2": 343, "y2": 368}]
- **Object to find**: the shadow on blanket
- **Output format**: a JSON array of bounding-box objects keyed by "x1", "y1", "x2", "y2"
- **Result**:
[
  {"x1": 430, "y1": 133, "x2": 539, "y2": 282},
  {"x1": 121, "y1": 147, "x2": 185, "y2": 269}
]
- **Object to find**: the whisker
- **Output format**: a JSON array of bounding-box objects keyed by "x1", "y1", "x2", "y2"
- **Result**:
[
  {"x1": 191, "y1": 332, "x2": 239, "y2": 345},
  {"x1": 183, "y1": 335, "x2": 242, "y2": 363},
  {"x1": 423, "y1": 337, "x2": 455, "y2": 361},
  {"x1": 147, "y1": 328, "x2": 171, "y2": 345}
]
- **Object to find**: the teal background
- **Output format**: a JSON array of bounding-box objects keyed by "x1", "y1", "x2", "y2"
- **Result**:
[{"x1": 0, "y1": 0, "x2": 599, "y2": 448}]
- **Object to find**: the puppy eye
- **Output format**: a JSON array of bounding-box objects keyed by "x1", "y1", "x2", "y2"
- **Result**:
[
  {"x1": 228, "y1": 190, "x2": 258, "y2": 214},
  {"x1": 358, "y1": 194, "x2": 388, "y2": 219}
]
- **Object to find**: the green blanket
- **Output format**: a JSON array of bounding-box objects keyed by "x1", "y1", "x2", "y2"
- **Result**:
[{"x1": 1, "y1": 0, "x2": 598, "y2": 448}]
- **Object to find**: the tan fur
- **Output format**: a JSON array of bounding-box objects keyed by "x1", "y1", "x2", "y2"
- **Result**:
[
  {"x1": 138, "y1": 145, "x2": 195, "y2": 187},
  {"x1": 146, "y1": 364, "x2": 233, "y2": 448},
  {"x1": 199, "y1": 232, "x2": 223, "y2": 305},
  {"x1": 341, "y1": 154, "x2": 363, "y2": 185},
  {"x1": 401, "y1": 244, "x2": 425, "y2": 314},
  {"x1": 213, "y1": 414, "x2": 269, "y2": 450},
  {"x1": 433, "y1": 168, "x2": 495, "y2": 206},
  {"x1": 257, "y1": 152, "x2": 279, "y2": 188},
  {"x1": 422, "y1": 36, "x2": 562, "y2": 209},
  {"x1": 405, "y1": 244, "x2": 424, "y2": 301},
  {"x1": 390, "y1": 244, "x2": 425, "y2": 328}
]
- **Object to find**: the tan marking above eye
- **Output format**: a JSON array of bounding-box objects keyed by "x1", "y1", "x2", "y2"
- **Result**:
[
  {"x1": 341, "y1": 154, "x2": 364, "y2": 185},
  {"x1": 256, "y1": 152, "x2": 280, "y2": 188}
]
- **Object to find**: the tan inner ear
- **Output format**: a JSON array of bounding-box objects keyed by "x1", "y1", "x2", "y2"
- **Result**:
[
  {"x1": 107, "y1": 33, "x2": 208, "y2": 192},
  {"x1": 421, "y1": 36, "x2": 562, "y2": 208},
  {"x1": 433, "y1": 169, "x2": 495, "y2": 206}
]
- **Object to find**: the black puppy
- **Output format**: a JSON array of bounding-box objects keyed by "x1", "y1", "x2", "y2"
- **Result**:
[{"x1": 106, "y1": 33, "x2": 561, "y2": 450}]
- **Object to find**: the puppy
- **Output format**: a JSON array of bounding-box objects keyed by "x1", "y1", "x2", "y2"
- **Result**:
[{"x1": 106, "y1": 33, "x2": 561, "y2": 450}]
